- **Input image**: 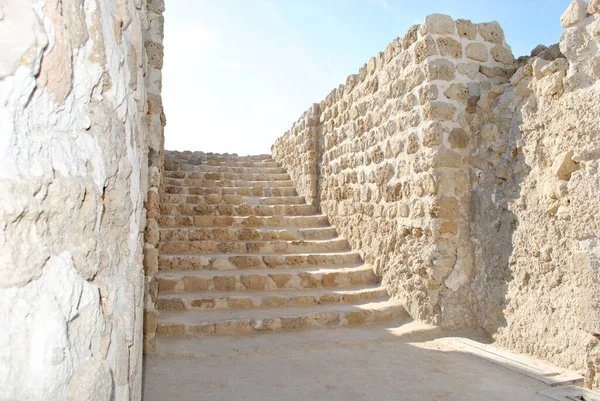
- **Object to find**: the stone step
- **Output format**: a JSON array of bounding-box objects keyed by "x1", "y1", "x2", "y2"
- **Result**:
[
  {"x1": 161, "y1": 186, "x2": 298, "y2": 197},
  {"x1": 199, "y1": 154, "x2": 271, "y2": 161},
  {"x1": 171, "y1": 161, "x2": 281, "y2": 170},
  {"x1": 160, "y1": 194, "x2": 307, "y2": 206},
  {"x1": 164, "y1": 172, "x2": 291, "y2": 183},
  {"x1": 158, "y1": 251, "x2": 363, "y2": 271},
  {"x1": 158, "y1": 238, "x2": 349, "y2": 256},
  {"x1": 156, "y1": 299, "x2": 406, "y2": 336},
  {"x1": 159, "y1": 227, "x2": 339, "y2": 242},
  {"x1": 167, "y1": 153, "x2": 272, "y2": 162},
  {"x1": 158, "y1": 204, "x2": 318, "y2": 217},
  {"x1": 164, "y1": 179, "x2": 296, "y2": 188},
  {"x1": 166, "y1": 165, "x2": 287, "y2": 174},
  {"x1": 157, "y1": 264, "x2": 377, "y2": 293},
  {"x1": 156, "y1": 286, "x2": 388, "y2": 311},
  {"x1": 157, "y1": 214, "x2": 330, "y2": 228}
]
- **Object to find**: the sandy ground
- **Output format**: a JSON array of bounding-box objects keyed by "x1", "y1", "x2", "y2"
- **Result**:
[{"x1": 142, "y1": 319, "x2": 563, "y2": 401}]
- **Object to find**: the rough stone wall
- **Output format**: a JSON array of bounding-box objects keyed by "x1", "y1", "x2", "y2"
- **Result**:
[
  {"x1": 142, "y1": 0, "x2": 166, "y2": 355},
  {"x1": 272, "y1": 3, "x2": 600, "y2": 387},
  {"x1": 470, "y1": 0, "x2": 600, "y2": 387},
  {"x1": 272, "y1": 104, "x2": 320, "y2": 206},
  {"x1": 273, "y1": 14, "x2": 514, "y2": 328},
  {"x1": 0, "y1": 0, "x2": 164, "y2": 399}
]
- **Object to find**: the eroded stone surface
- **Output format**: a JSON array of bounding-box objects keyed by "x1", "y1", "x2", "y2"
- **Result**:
[{"x1": 0, "y1": 0, "x2": 165, "y2": 399}]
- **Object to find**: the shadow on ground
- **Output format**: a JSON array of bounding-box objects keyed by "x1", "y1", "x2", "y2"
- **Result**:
[{"x1": 142, "y1": 319, "x2": 557, "y2": 401}]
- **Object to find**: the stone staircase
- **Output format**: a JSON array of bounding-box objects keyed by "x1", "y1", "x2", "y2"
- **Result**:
[{"x1": 155, "y1": 152, "x2": 406, "y2": 336}]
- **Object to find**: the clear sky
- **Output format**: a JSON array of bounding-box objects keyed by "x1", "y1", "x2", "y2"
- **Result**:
[{"x1": 163, "y1": 0, "x2": 569, "y2": 156}]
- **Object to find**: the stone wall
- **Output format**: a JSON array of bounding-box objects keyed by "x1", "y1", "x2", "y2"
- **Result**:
[
  {"x1": 0, "y1": 0, "x2": 164, "y2": 399},
  {"x1": 272, "y1": 104, "x2": 320, "y2": 206},
  {"x1": 142, "y1": 0, "x2": 166, "y2": 355},
  {"x1": 471, "y1": 1, "x2": 600, "y2": 387},
  {"x1": 273, "y1": 14, "x2": 515, "y2": 328},
  {"x1": 272, "y1": 2, "x2": 600, "y2": 388}
]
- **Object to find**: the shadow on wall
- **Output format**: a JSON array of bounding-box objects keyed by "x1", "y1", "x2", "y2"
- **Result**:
[{"x1": 467, "y1": 72, "x2": 531, "y2": 336}]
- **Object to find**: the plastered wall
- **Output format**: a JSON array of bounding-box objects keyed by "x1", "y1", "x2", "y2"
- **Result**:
[
  {"x1": 272, "y1": 1, "x2": 600, "y2": 388},
  {"x1": 0, "y1": 0, "x2": 165, "y2": 399}
]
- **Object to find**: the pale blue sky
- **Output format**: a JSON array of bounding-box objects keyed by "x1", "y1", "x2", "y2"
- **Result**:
[{"x1": 163, "y1": 0, "x2": 569, "y2": 155}]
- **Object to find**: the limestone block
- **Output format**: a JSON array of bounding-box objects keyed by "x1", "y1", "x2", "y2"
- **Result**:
[
  {"x1": 403, "y1": 24, "x2": 419, "y2": 50},
  {"x1": 148, "y1": 93, "x2": 163, "y2": 114},
  {"x1": 479, "y1": 66, "x2": 515, "y2": 80},
  {"x1": 444, "y1": 84, "x2": 469, "y2": 103},
  {"x1": 561, "y1": 0, "x2": 587, "y2": 28},
  {"x1": 422, "y1": 122, "x2": 443, "y2": 147},
  {"x1": 552, "y1": 150, "x2": 579, "y2": 180},
  {"x1": 419, "y1": 14, "x2": 456, "y2": 36},
  {"x1": 448, "y1": 128, "x2": 470, "y2": 149},
  {"x1": 406, "y1": 133, "x2": 419, "y2": 154},
  {"x1": 490, "y1": 45, "x2": 514, "y2": 65},
  {"x1": 145, "y1": 40, "x2": 164, "y2": 69},
  {"x1": 457, "y1": 62, "x2": 479, "y2": 79},
  {"x1": 439, "y1": 222, "x2": 459, "y2": 235},
  {"x1": 477, "y1": 21, "x2": 505, "y2": 44},
  {"x1": 456, "y1": 19, "x2": 477, "y2": 40},
  {"x1": 418, "y1": 84, "x2": 439, "y2": 105},
  {"x1": 424, "y1": 59, "x2": 456, "y2": 81},
  {"x1": 436, "y1": 37, "x2": 462, "y2": 59},
  {"x1": 143, "y1": 245, "x2": 159, "y2": 276},
  {"x1": 413, "y1": 36, "x2": 438, "y2": 63},
  {"x1": 145, "y1": 218, "x2": 160, "y2": 245},
  {"x1": 431, "y1": 147, "x2": 464, "y2": 168},
  {"x1": 538, "y1": 71, "x2": 566, "y2": 97},
  {"x1": 466, "y1": 43, "x2": 488, "y2": 62},
  {"x1": 147, "y1": 0, "x2": 166, "y2": 13},
  {"x1": 423, "y1": 102, "x2": 457, "y2": 121},
  {"x1": 589, "y1": 0, "x2": 600, "y2": 14}
]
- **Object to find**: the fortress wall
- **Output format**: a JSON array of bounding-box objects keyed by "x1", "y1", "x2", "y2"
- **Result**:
[
  {"x1": 0, "y1": 0, "x2": 165, "y2": 399},
  {"x1": 273, "y1": 14, "x2": 515, "y2": 328},
  {"x1": 272, "y1": 1, "x2": 600, "y2": 387}
]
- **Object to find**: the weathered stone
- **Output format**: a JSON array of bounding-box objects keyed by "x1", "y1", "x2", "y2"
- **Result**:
[
  {"x1": 419, "y1": 14, "x2": 456, "y2": 35},
  {"x1": 423, "y1": 102, "x2": 457, "y2": 121},
  {"x1": 552, "y1": 150, "x2": 579, "y2": 180},
  {"x1": 413, "y1": 36, "x2": 438, "y2": 63},
  {"x1": 145, "y1": 40, "x2": 164, "y2": 69},
  {"x1": 561, "y1": 0, "x2": 587, "y2": 28},
  {"x1": 143, "y1": 245, "x2": 159, "y2": 276},
  {"x1": 422, "y1": 122, "x2": 443, "y2": 148},
  {"x1": 436, "y1": 37, "x2": 462, "y2": 59},
  {"x1": 466, "y1": 43, "x2": 488, "y2": 62},
  {"x1": 477, "y1": 21, "x2": 505, "y2": 44},
  {"x1": 456, "y1": 19, "x2": 477, "y2": 40},
  {"x1": 589, "y1": 0, "x2": 600, "y2": 14},
  {"x1": 448, "y1": 128, "x2": 470, "y2": 149},
  {"x1": 444, "y1": 84, "x2": 469, "y2": 103},
  {"x1": 490, "y1": 45, "x2": 514, "y2": 65},
  {"x1": 424, "y1": 59, "x2": 456, "y2": 81}
]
